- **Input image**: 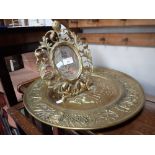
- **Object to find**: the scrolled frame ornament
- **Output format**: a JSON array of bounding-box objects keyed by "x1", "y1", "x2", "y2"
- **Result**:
[{"x1": 34, "y1": 20, "x2": 93, "y2": 102}]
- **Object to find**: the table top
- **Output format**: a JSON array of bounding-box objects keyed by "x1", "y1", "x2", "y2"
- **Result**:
[{"x1": 0, "y1": 26, "x2": 51, "y2": 48}]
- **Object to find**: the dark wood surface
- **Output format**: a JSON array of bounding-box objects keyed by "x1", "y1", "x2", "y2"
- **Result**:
[
  {"x1": 0, "y1": 92, "x2": 7, "y2": 108},
  {"x1": 0, "y1": 27, "x2": 51, "y2": 47},
  {"x1": 0, "y1": 26, "x2": 51, "y2": 56},
  {"x1": 0, "y1": 27, "x2": 51, "y2": 106},
  {"x1": 8, "y1": 105, "x2": 42, "y2": 135}
]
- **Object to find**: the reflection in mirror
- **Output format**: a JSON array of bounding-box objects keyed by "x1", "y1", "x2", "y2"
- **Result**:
[{"x1": 54, "y1": 45, "x2": 80, "y2": 80}]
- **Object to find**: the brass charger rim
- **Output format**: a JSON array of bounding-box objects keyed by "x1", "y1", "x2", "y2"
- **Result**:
[{"x1": 23, "y1": 67, "x2": 145, "y2": 130}]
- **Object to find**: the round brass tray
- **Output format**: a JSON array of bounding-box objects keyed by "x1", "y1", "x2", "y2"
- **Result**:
[{"x1": 23, "y1": 67, "x2": 145, "y2": 130}]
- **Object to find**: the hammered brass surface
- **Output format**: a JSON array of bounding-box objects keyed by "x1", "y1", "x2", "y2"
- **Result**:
[{"x1": 23, "y1": 67, "x2": 145, "y2": 130}]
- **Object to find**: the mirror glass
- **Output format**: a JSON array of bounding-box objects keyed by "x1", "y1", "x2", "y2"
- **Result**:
[{"x1": 54, "y1": 45, "x2": 80, "y2": 80}]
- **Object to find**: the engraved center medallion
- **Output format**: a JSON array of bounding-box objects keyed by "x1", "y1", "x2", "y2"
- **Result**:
[{"x1": 48, "y1": 75, "x2": 124, "y2": 110}]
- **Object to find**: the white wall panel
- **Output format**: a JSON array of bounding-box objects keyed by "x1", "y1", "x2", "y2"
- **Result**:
[{"x1": 89, "y1": 44, "x2": 155, "y2": 96}]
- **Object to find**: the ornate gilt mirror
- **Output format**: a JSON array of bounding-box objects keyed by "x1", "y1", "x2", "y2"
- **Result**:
[{"x1": 34, "y1": 20, "x2": 93, "y2": 102}]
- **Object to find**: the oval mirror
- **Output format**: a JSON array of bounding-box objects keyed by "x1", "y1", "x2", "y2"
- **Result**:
[{"x1": 53, "y1": 45, "x2": 81, "y2": 81}]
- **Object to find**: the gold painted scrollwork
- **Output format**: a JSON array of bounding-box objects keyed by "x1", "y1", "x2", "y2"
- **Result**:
[{"x1": 35, "y1": 20, "x2": 93, "y2": 102}]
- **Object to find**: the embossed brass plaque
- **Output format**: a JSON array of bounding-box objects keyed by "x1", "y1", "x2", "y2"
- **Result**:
[{"x1": 23, "y1": 67, "x2": 144, "y2": 130}]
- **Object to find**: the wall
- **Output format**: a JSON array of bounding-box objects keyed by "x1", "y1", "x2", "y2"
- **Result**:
[{"x1": 83, "y1": 28, "x2": 155, "y2": 97}]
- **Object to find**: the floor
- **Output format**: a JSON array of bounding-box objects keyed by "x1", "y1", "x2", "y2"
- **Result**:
[{"x1": 0, "y1": 52, "x2": 39, "y2": 101}]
